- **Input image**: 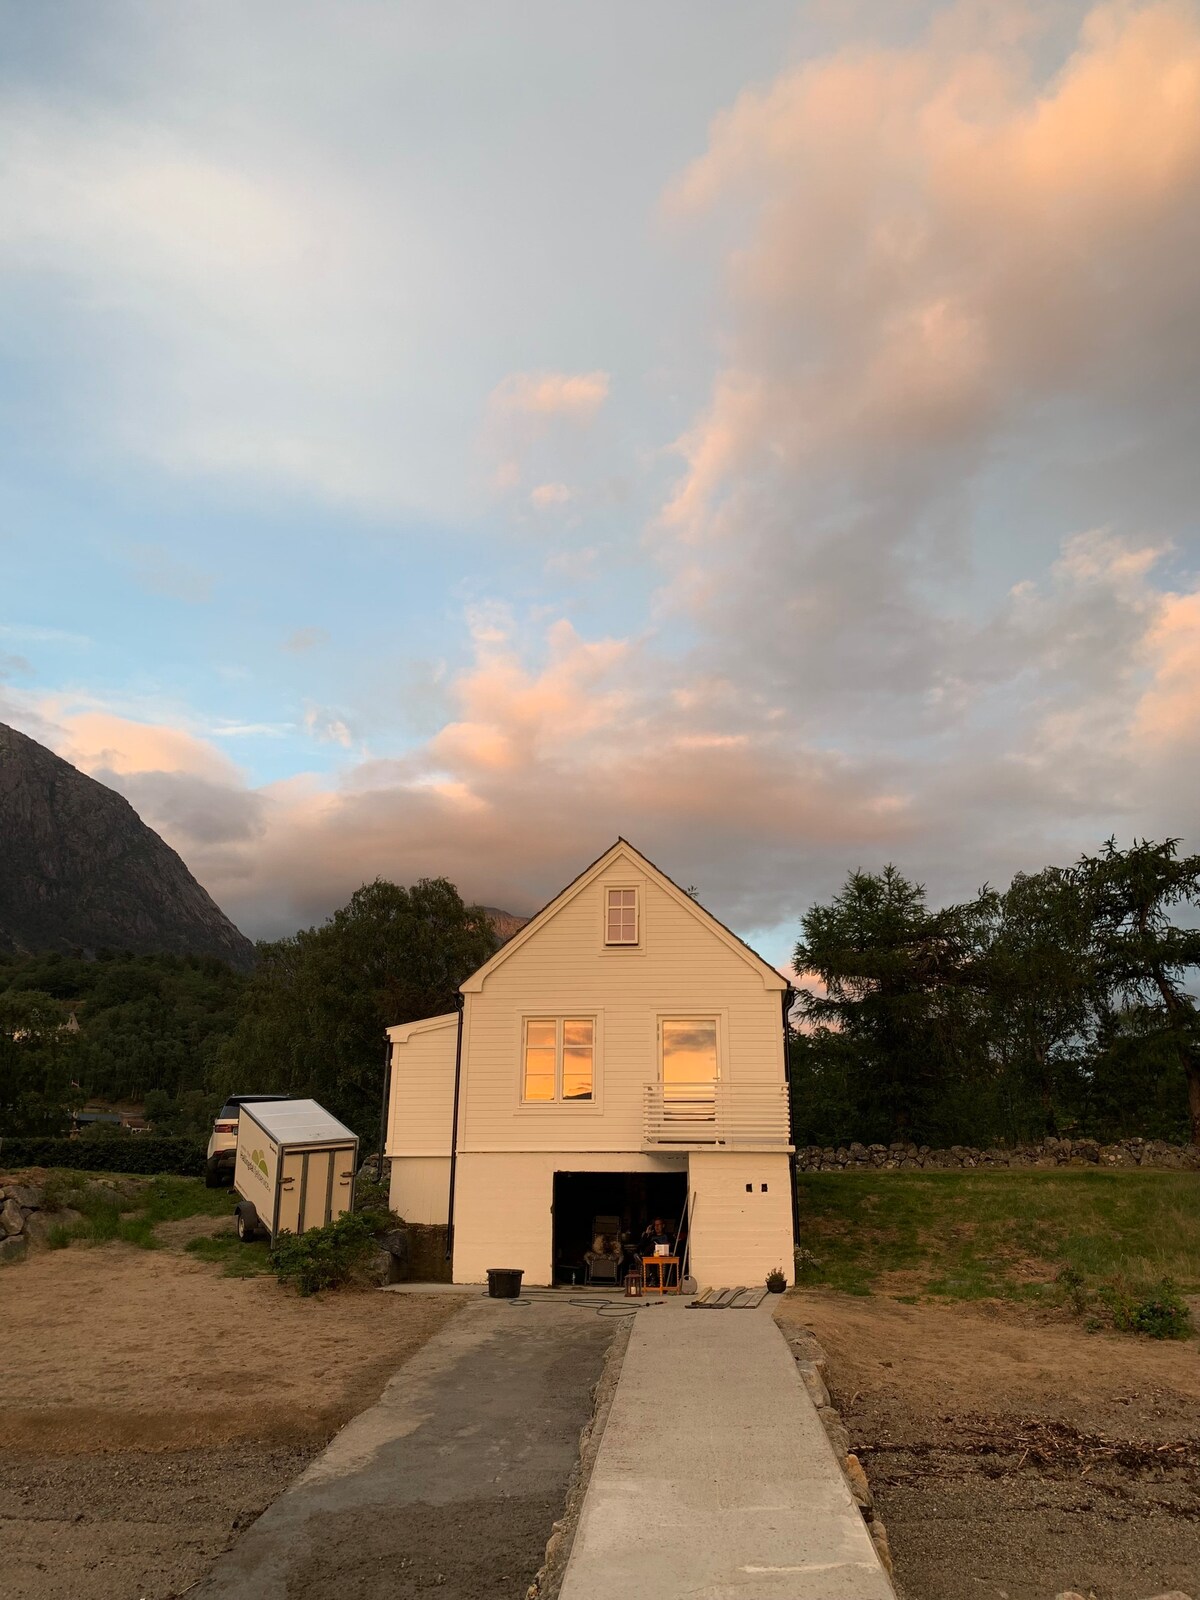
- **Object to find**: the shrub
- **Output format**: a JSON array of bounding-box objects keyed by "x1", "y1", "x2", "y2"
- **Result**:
[
  {"x1": 1104, "y1": 1279, "x2": 1193, "y2": 1340},
  {"x1": 353, "y1": 1172, "x2": 401, "y2": 1235},
  {"x1": 0, "y1": 1136, "x2": 206, "y2": 1176},
  {"x1": 1056, "y1": 1265, "x2": 1090, "y2": 1315},
  {"x1": 270, "y1": 1212, "x2": 376, "y2": 1296},
  {"x1": 793, "y1": 1246, "x2": 821, "y2": 1277}
]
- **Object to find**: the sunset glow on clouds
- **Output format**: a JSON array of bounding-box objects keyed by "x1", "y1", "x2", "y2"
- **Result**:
[{"x1": 3, "y1": 2, "x2": 1200, "y2": 958}]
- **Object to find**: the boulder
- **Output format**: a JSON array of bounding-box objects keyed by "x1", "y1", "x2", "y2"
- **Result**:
[
  {"x1": 0, "y1": 1233, "x2": 28, "y2": 1264},
  {"x1": 796, "y1": 1361, "x2": 831, "y2": 1409},
  {"x1": 24, "y1": 1208, "x2": 81, "y2": 1246},
  {"x1": 843, "y1": 1452, "x2": 873, "y2": 1511},
  {"x1": 817, "y1": 1406, "x2": 850, "y2": 1458},
  {"x1": 1, "y1": 1197, "x2": 24, "y2": 1236},
  {"x1": 6, "y1": 1183, "x2": 42, "y2": 1209},
  {"x1": 868, "y1": 1517, "x2": 893, "y2": 1577}
]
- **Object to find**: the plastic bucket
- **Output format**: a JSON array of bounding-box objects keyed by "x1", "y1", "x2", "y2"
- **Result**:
[{"x1": 486, "y1": 1267, "x2": 524, "y2": 1299}]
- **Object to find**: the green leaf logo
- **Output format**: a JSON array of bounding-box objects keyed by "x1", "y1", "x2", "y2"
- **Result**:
[{"x1": 252, "y1": 1148, "x2": 268, "y2": 1175}]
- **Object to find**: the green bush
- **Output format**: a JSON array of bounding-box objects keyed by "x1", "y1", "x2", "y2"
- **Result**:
[
  {"x1": 353, "y1": 1172, "x2": 401, "y2": 1235},
  {"x1": 1056, "y1": 1265, "x2": 1090, "y2": 1315},
  {"x1": 1103, "y1": 1279, "x2": 1193, "y2": 1340},
  {"x1": 0, "y1": 1136, "x2": 206, "y2": 1175},
  {"x1": 269, "y1": 1212, "x2": 376, "y2": 1296}
]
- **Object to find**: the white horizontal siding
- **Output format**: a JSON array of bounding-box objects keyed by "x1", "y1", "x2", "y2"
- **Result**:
[
  {"x1": 461, "y1": 858, "x2": 786, "y2": 1154},
  {"x1": 387, "y1": 1015, "x2": 458, "y2": 1157}
]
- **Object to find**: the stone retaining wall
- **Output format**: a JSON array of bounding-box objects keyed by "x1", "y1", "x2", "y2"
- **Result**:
[
  {"x1": 785, "y1": 1325, "x2": 895, "y2": 1581},
  {"x1": 795, "y1": 1137, "x2": 1200, "y2": 1172},
  {"x1": 0, "y1": 1178, "x2": 48, "y2": 1262}
]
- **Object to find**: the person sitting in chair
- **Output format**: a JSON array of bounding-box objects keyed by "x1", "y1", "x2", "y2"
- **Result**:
[{"x1": 639, "y1": 1217, "x2": 673, "y2": 1256}]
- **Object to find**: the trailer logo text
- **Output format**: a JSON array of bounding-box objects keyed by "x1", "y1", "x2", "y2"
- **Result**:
[{"x1": 239, "y1": 1145, "x2": 270, "y2": 1191}]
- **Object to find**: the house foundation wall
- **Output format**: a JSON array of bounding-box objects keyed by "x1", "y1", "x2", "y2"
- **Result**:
[
  {"x1": 389, "y1": 1155, "x2": 452, "y2": 1226},
  {"x1": 686, "y1": 1149, "x2": 795, "y2": 1288},
  {"x1": 451, "y1": 1150, "x2": 686, "y2": 1284},
  {"x1": 450, "y1": 1148, "x2": 792, "y2": 1286}
]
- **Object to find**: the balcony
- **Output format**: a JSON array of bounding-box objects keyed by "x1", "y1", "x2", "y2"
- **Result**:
[{"x1": 642, "y1": 1082, "x2": 792, "y2": 1150}]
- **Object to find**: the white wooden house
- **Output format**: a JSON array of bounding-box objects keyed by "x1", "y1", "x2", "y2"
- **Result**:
[{"x1": 385, "y1": 840, "x2": 797, "y2": 1287}]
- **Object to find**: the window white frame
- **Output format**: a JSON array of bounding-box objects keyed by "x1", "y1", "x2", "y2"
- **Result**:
[
  {"x1": 520, "y1": 1015, "x2": 599, "y2": 1106},
  {"x1": 603, "y1": 884, "x2": 640, "y2": 947}
]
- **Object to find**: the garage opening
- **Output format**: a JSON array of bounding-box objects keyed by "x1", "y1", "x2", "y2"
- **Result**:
[{"x1": 552, "y1": 1169, "x2": 688, "y2": 1286}]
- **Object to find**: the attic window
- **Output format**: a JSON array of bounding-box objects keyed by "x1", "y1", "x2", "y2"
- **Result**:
[{"x1": 605, "y1": 887, "x2": 638, "y2": 945}]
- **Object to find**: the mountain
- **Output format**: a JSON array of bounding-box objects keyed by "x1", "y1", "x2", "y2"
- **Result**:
[
  {"x1": 478, "y1": 906, "x2": 530, "y2": 944},
  {"x1": 0, "y1": 722, "x2": 255, "y2": 970}
]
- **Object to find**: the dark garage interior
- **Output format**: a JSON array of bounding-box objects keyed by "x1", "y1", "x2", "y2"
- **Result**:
[{"x1": 552, "y1": 1168, "x2": 687, "y2": 1284}]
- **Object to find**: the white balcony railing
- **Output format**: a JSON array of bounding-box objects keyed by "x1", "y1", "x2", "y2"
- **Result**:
[{"x1": 642, "y1": 1082, "x2": 791, "y2": 1149}]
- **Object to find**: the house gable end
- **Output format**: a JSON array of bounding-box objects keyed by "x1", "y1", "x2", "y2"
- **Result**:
[{"x1": 460, "y1": 839, "x2": 785, "y2": 993}]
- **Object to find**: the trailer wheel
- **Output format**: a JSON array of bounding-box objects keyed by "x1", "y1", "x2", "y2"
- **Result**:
[{"x1": 235, "y1": 1202, "x2": 260, "y2": 1242}]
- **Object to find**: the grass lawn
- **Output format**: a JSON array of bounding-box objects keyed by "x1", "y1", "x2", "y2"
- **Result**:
[
  {"x1": 185, "y1": 1229, "x2": 273, "y2": 1276},
  {"x1": 795, "y1": 1169, "x2": 1200, "y2": 1332},
  {"x1": 41, "y1": 1170, "x2": 233, "y2": 1250}
]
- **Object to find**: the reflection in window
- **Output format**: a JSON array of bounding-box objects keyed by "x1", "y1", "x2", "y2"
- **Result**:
[
  {"x1": 661, "y1": 1018, "x2": 718, "y2": 1103},
  {"x1": 562, "y1": 1018, "x2": 594, "y2": 1100},
  {"x1": 523, "y1": 1020, "x2": 557, "y2": 1101},
  {"x1": 523, "y1": 1017, "x2": 594, "y2": 1102}
]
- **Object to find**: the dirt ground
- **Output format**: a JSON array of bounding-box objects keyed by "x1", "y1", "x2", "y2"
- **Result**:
[
  {"x1": 1, "y1": 1239, "x2": 464, "y2": 1600},
  {"x1": 777, "y1": 1292, "x2": 1200, "y2": 1600}
]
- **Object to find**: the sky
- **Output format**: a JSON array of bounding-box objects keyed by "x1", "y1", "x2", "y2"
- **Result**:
[{"x1": 2, "y1": 0, "x2": 1200, "y2": 966}]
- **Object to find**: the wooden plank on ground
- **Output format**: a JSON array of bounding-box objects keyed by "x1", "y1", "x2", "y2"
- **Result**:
[{"x1": 730, "y1": 1287, "x2": 768, "y2": 1308}]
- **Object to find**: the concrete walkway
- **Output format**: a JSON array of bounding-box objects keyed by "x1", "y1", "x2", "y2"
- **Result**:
[
  {"x1": 559, "y1": 1299, "x2": 895, "y2": 1600},
  {"x1": 194, "y1": 1297, "x2": 612, "y2": 1600}
]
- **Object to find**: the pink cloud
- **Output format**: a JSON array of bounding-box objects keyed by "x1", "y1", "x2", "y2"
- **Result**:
[
  {"x1": 489, "y1": 369, "x2": 610, "y2": 421},
  {"x1": 49, "y1": 708, "x2": 240, "y2": 782},
  {"x1": 660, "y1": 1, "x2": 1200, "y2": 545}
]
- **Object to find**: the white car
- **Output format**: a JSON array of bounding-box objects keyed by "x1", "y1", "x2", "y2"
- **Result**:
[{"x1": 204, "y1": 1094, "x2": 291, "y2": 1188}]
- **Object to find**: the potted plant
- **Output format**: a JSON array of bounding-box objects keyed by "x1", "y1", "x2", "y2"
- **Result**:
[{"x1": 765, "y1": 1267, "x2": 786, "y2": 1294}]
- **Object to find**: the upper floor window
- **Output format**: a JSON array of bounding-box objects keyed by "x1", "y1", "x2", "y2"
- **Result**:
[
  {"x1": 523, "y1": 1017, "x2": 595, "y2": 1103},
  {"x1": 661, "y1": 1017, "x2": 719, "y2": 1101},
  {"x1": 605, "y1": 887, "x2": 639, "y2": 945}
]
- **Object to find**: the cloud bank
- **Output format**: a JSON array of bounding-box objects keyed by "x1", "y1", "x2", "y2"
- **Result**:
[{"x1": 5, "y1": 3, "x2": 1200, "y2": 954}]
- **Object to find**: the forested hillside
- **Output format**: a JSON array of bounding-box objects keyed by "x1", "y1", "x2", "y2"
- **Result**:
[
  {"x1": 791, "y1": 838, "x2": 1200, "y2": 1148},
  {"x1": 0, "y1": 879, "x2": 499, "y2": 1141},
  {"x1": 0, "y1": 949, "x2": 246, "y2": 1137},
  {"x1": 3, "y1": 839, "x2": 1197, "y2": 1150}
]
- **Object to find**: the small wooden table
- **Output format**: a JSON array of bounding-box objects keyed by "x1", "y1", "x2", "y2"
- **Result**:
[{"x1": 641, "y1": 1254, "x2": 681, "y2": 1294}]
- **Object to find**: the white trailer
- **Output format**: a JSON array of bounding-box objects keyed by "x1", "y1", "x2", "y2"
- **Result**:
[{"x1": 232, "y1": 1098, "x2": 359, "y2": 1243}]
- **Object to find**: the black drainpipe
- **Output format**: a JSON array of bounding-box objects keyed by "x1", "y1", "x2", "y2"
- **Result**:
[
  {"x1": 444, "y1": 992, "x2": 466, "y2": 1262},
  {"x1": 376, "y1": 1035, "x2": 392, "y2": 1182},
  {"x1": 782, "y1": 985, "x2": 801, "y2": 1264}
]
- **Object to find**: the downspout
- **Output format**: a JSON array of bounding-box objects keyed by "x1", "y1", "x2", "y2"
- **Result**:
[
  {"x1": 782, "y1": 985, "x2": 801, "y2": 1268},
  {"x1": 444, "y1": 992, "x2": 466, "y2": 1263},
  {"x1": 377, "y1": 1036, "x2": 392, "y2": 1182}
]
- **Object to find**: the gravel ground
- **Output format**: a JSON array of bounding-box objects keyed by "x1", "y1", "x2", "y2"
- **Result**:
[
  {"x1": 777, "y1": 1293, "x2": 1200, "y2": 1600},
  {"x1": 2, "y1": 1447, "x2": 313, "y2": 1600},
  {"x1": 0, "y1": 1238, "x2": 464, "y2": 1600}
]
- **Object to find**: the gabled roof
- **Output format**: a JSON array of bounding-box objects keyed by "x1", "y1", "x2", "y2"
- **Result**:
[
  {"x1": 387, "y1": 1012, "x2": 458, "y2": 1044},
  {"x1": 461, "y1": 838, "x2": 787, "y2": 993}
]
